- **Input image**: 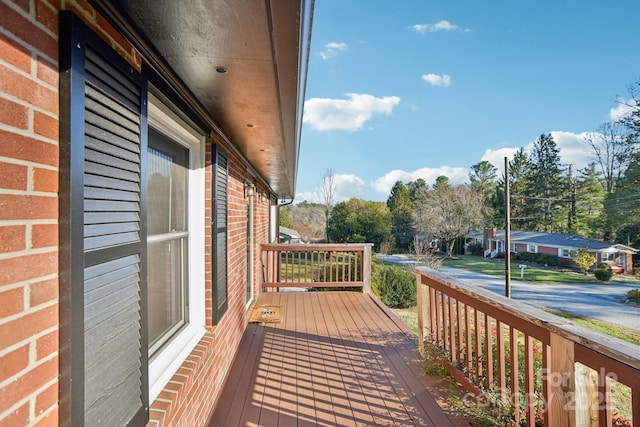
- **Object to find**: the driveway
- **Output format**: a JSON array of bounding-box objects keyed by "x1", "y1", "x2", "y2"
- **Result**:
[{"x1": 377, "y1": 255, "x2": 640, "y2": 331}]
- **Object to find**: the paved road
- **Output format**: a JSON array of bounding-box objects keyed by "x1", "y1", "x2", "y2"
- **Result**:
[{"x1": 377, "y1": 254, "x2": 640, "y2": 331}]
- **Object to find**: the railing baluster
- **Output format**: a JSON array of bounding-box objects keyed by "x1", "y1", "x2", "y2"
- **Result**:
[
  {"x1": 465, "y1": 305, "x2": 473, "y2": 380},
  {"x1": 525, "y1": 335, "x2": 535, "y2": 426},
  {"x1": 497, "y1": 321, "x2": 506, "y2": 402},
  {"x1": 485, "y1": 314, "x2": 493, "y2": 390},
  {"x1": 510, "y1": 326, "x2": 520, "y2": 425},
  {"x1": 475, "y1": 309, "x2": 482, "y2": 381}
]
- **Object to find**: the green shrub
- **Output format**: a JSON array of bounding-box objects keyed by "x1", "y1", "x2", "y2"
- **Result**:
[
  {"x1": 594, "y1": 267, "x2": 613, "y2": 282},
  {"x1": 375, "y1": 265, "x2": 417, "y2": 308},
  {"x1": 466, "y1": 242, "x2": 484, "y2": 256},
  {"x1": 627, "y1": 289, "x2": 640, "y2": 301}
]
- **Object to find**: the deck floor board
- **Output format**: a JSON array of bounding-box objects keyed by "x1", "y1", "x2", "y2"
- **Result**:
[{"x1": 208, "y1": 292, "x2": 467, "y2": 426}]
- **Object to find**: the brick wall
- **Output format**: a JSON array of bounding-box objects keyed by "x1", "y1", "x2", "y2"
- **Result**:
[
  {"x1": 1, "y1": 1, "x2": 60, "y2": 425},
  {"x1": 1, "y1": 1, "x2": 273, "y2": 425}
]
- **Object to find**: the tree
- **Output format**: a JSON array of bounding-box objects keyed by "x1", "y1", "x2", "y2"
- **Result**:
[
  {"x1": 573, "y1": 164, "x2": 605, "y2": 238},
  {"x1": 386, "y1": 181, "x2": 415, "y2": 252},
  {"x1": 583, "y1": 121, "x2": 636, "y2": 194},
  {"x1": 604, "y1": 152, "x2": 640, "y2": 244},
  {"x1": 523, "y1": 134, "x2": 566, "y2": 232},
  {"x1": 469, "y1": 160, "x2": 498, "y2": 226},
  {"x1": 573, "y1": 249, "x2": 596, "y2": 274},
  {"x1": 407, "y1": 178, "x2": 427, "y2": 206},
  {"x1": 327, "y1": 198, "x2": 392, "y2": 251},
  {"x1": 320, "y1": 169, "x2": 337, "y2": 242},
  {"x1": 279, "y1": 205, "x2": 293, "y2": 228},
  {"x1": 412, "y1": 184, "x2": 485, "y2": 257},
  {"x1": 503, "y1": 148, "x2": 531, "y2": 230}
]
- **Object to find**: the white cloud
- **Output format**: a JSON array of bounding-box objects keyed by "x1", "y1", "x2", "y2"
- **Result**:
[
  {"x1": 295, "y1": 174, "x2": 365, "y2": 203},
  {"x1": 319, "y1": 41, "x2": 348, "y2": 60},
  {"x1": 371, "y1": 166, "x2": 469, "y2": 195},
  {"x1": 421, "y1": 73, "x2": 451, "y2": 87},
  {"x1": 303, "y1": 93, "x2": 401, "y2": 131},
  {"x1": 610, "y1": 98, "x2": 636, "y2": 121},
  {"x1": 481, "y1": 131, "x2": 594, "y2": 176},
  {"x1": 410, "y1": 20, "x2": 470, "y2": 33}
]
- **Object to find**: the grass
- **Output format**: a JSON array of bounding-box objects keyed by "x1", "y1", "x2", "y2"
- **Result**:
[
  {"x1": 547, "y1": 308, "x2": 640, "y2": 346},
  {"x1": 441, "y1": 255, "x2": 604, "y2": 284}
]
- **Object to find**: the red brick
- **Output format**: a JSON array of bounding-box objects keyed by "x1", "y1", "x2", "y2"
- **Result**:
[
  {"x1": 31, "y1": 223, "x2": 58, "y2": 249},
  {"x1": 0, "y1": 130, "x2": 59, "y2": 167},
  {"x1": 36, "y1": 0, "x2": 58, "y2": 34},
  {"x1": 0, "y1": 64, "x2": 58, "y2": 115},
  {"x1": 0, "y1": 97, "x2": 29, "y2": 130},
  {"x1": 0, "y1": 225, "x2": 26, "y2": 253},
  {"x1": 35, "y1": 329, "x2": 58, "y2": 361},
  {"x1": 36, "y1": 56, "x2": 58, "y2": 87},
  {"x1": 0, "y1": 303, "x2": 58, "y2": 352},
  {"x1": 29, "y1": 276, "x2": 58, "y2": 308},
  {"x1": 33, "y1": 111, "x2": 58, "y2": 141},
  {"x1": 0, "y1": 345, "x2": 29, "y2": 383},
  {"x1": 0, "y1": 252, "x2": 58, "y2": 287},
  {"x1": 0, "y1": 161, "x2": 28, "y2": 191},
  {"x1": 0, "y1": 402, "x2": 29, "y2": 427},
  {"x1": 35, "y1": 381, "x2": 57, "y2": 417},
  {"x1": 0, "y1": 286, "x2": 25, "y2": 318},
  {"x1": 34, "y1": 408, "x2": 58, "y2": 427},
  {"x1": 0, "y1": 33, "x2": 31, "y2": 73},
  {"x1": 0, "y1": 1, "x2": 57, "y2": 59},
  {"x1": 0, "y1": 194, "x2": 57, "y2": 221},
  {"x1": 0, "y1": 355, "x2": 58, "y2": 414},
  {"x1": 32, "y1": 167, "x2": 58, "y2": 193}
]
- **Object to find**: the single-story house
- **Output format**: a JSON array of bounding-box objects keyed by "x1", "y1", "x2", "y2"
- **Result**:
[
  {"x1": 278, "y1": 225, "x2": 302, "y2": 243},
  {"x1": 466, "y1": 228, "x2": 637, "y2": 273},
  {"x1": 0, "y1": 1, "x2": 312, "y2": 426}
]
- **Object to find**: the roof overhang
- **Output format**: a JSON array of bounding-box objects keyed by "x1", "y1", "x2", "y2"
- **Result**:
[{"x1": 95, "y1": 0, "x2": 314, "y2": 199}]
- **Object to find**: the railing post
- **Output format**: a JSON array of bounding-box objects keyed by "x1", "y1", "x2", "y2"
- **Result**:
[
  {"x1": 574, "y1": 362, "x2": 598, "y2": 427},
  {"x1": 547, "y1": 332, "x2": 575, "y2": 427},
  {"x1": 362, "y1": 244, "x2": 372, "y2": 293},
  {"x1": 416, "y1": 273, "x2": 431, "y2": 346}
]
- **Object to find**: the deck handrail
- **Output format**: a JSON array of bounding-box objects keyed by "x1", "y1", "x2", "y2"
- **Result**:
[
  {"x1": 417, "y1": 270, "x2": 640, "y2": 427},
  {"x1": 261, "y1": 243, "x2": 373, "y2": 292}
]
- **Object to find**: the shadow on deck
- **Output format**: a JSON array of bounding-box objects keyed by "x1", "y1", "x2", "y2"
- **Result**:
[{"x1": 208, "y1": 291, "x2": 469, "y2": 426}]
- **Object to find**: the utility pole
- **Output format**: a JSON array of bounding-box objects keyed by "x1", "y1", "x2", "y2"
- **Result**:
[{"x1": 504, "y1": 157, "x2": 511, "y2": 298}]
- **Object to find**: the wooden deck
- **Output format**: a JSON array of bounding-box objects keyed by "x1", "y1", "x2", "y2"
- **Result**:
[{"x1": 208, "y1": 291, "x2": 468, "y2": 426}]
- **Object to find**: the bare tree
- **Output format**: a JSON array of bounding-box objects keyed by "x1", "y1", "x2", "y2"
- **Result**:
[
  {"x1": 413, "y1": 183, "x2": 485, "y2": 257},
  {"x1": 320, "y1": 168, "x2": 337, "y2": 242},
  {"x1": 584, "y1": 121, "x2": 635, "y2": 193}
]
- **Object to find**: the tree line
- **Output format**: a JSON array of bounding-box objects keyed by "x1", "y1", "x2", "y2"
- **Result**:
[{"x1": 284, "y1": 79, "x2": 640, "y2": 254}]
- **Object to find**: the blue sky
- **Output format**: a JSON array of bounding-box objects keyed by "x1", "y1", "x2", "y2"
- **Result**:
[{"x1": 295, "y1": 0, "x2": 640, "y2": 203}]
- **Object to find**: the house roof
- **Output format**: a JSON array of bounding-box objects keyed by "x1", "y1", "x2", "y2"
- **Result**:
[
  {"x1": 467, "y1": 230, "x2": 638, "y2": 253},
  {"x1": 95, "y1": 0, "x2": 314, "y2": 200},
  {"x1": 279, "y1": 226, "x2": 301, "y2": 240}
]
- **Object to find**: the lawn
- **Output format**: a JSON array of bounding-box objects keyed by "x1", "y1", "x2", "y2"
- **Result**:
[{"x1": 441, "y1": 255, "x2": 601, "y2": 284}]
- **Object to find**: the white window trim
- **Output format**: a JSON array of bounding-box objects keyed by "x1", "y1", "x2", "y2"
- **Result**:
[
  {"x1": 559, "y1": 248, "x2": 572, "y2": 258},
  {"x1": 147, "y1": 94, "x2": 206, "y2": 403}
]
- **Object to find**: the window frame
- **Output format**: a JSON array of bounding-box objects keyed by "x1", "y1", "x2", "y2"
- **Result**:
[{"x1": 146, "y1": 93, "x2": 207, "y2": 402}]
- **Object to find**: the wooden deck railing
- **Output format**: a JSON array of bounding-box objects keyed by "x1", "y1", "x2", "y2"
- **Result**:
[
  {"x1": 417, "y1": 270, "x2": 640, "y2": 427},
  {"x1": 261, "y1": 243, "x2": 372, "y2": 292}
]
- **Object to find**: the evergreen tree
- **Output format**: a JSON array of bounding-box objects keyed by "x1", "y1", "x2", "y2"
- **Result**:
[
  {"x1": 573, "y1": 164, "x2": 605, "y2": 238},
  {"x1": 469, "y1": 160, "x2": 498, "y2": 226},
  {"x1": 386, "y1": 181, "x2": 415, "y2": 252},
  {"x1": 327, "y1": 198, "x2": 392, "y2": 251},
  {"x1": 524, "y1": 134, "x2": 566, "y2": 232},
  {"x1": 407, "y1": 178, "x2": 428, "y2": 208},
  {"x1": 505, "y1": 148, "x2": 531, "y2": 230},
  {"x1": 604, "y1": 152, "x2": 640, "y2": 245}
]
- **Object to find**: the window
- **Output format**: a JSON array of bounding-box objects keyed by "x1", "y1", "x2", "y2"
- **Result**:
[
  {"x1": 146, "y1": 95, "x2": 206, "y2": 402},
  {"x1": 560, "y1": 248, "x2": 572, "y2": 258},
  {"x1": 527, "y1": 244, "x2": 538, "y2": 253},
  {"x1": 601, "y1": 252, "x2": 616, "y2": 262}
]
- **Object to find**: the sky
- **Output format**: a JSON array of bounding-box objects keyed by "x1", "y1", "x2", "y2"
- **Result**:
[{"x1": 295, "y1": 0, "x2": 640, "y2": 204}]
